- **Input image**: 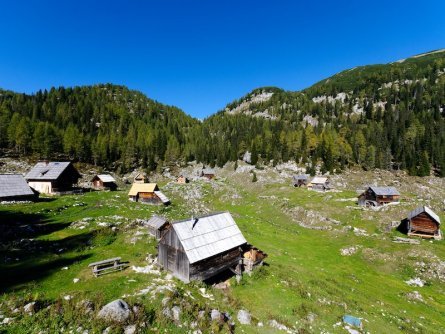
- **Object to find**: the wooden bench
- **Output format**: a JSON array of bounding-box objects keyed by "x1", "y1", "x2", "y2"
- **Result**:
[{"x1": 88, "y1": 257, "x2": 125, "y2": 277}]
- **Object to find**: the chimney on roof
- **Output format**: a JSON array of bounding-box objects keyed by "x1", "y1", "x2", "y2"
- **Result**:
[{"x1": 191, "y1": 215, "x2": 198, "y2": 229}]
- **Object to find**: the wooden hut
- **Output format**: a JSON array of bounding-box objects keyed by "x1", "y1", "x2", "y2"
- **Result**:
[
  {"x1": 307, "y1": 176, "x2": 330, "y2": 191},
  {"x1": 158, "y1": 212, "x2": 247, "y2": 282},
  {"x1": 200, "y1": 168, "x2": 215, "y2": 180},
  {"x1": 0, "y1": 174, "x2": 39, "y2": 202},
  {"x1": 25, "y1": 161, "x2": 81, "y2": 194},
  {"x1": 134, "y1": 172, "x2": 148, "y2": 184},
  {"x1": 176, "y1": 175, "x2": 189, "y2": 184},
  {"x1": 91, "y1": 174, "x2": 117, "y2": 191},
  {"x1": 406, "y1": 206, "x2": 441, "y2": 240},
  {"x1": 128, "y1": 183, "x2": 170, "y2": 205},
  {"x1": 144, "y1": 215, "x2": 169, "y2": 239},
  {"x1": 292, "y1": 174, "x2": 308, "y2": 187},
  {"x1": 358, "y1": 186, "x2": 400, "y2": 206}
]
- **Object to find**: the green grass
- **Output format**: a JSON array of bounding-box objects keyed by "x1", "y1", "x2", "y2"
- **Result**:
[{"x1": 0, "y1": 176, "x2": 444, "y2": 333}]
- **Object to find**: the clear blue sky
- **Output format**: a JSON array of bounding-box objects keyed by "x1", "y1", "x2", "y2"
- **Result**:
[{"x1": 0, "y1": 1, "x2": 444, "y2": 119}]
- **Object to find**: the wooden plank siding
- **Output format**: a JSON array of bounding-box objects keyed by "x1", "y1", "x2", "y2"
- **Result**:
[
  {"x1": 158, "y1": 225, "x2": 243, "y2": 282},
  {"x1": 409, "y1": 213, "x2": 439, "y2": 236}
]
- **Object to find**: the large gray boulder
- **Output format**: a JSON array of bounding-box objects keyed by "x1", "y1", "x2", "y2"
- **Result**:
[
  {"x1": 97, "y1": 299, "x2": 130, "y2": 323},
  {"x1": 237, "y1": 309, "x2": 251, "y2": 325}
]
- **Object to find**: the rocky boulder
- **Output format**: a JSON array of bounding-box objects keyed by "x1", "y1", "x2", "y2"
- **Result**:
[{"x1": 97, "y1": 299, "x2": 131, "y2": 323}]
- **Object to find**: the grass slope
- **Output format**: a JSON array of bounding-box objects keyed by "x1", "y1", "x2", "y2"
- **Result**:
[{"x1": 0, "y1": 168, "x2": 444, "y2": 333}]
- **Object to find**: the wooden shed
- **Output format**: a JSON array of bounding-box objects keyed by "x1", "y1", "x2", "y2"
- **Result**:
[
  {"x1": 134, "y1": 172, "x2": 149, "y2": 184},
  {"x1": 293, "y1": 174, "x2": 308, "y2": 187},
  {"x1": 200, "y1": 168, "x2": 215, "y2": 180},
  {"x1": 91, "y1": 174, "x2": 117, "y2": 191},
  {"x1": 0, "y1": 174, "x2": 39, "y2": 202},
  {"x1": 406, "y1": 206, "x2": 441, "y2": 240},
  {"x1": 176, "y1": 175, "x2": 189, "y2": 184},
  {"x1": 144, "y1": 215, "x2": 169, "y2": 239},
  {"x1": 158, "y1": 212, "x2": 247, "y2": 282},
  {"x1": 25, "y1": 161, "x2": 81, "y2": 194},
  {"x1": 307, "y1": 176, "x2": 330, "y2": 191},
  {"x1": 128, "y1": 183, "x2": 170, "y2": 205},
  {"x1": 358, "y1": 186, "x2": 400, "y2": 206}
]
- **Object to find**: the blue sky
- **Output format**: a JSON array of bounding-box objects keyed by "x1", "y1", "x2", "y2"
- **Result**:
[{"x1": 0, "y1": 1, "x2": 444, "y2": 118}]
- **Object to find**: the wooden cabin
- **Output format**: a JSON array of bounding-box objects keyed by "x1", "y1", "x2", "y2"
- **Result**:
[
  {"x1": 144, "y1": 215, "x2": 169, "y2": 239},
  {"x1": 128, "y1": 183, "x2": 170, "y2": 205},
  {"x1": 358, "y1": 186, "x2": 400, "y2": 206},
  {"x1": 292, "y1": 174, "x2": 308, "y2": 187},
  {"x1": 307, "y1": 176, "x2": 330, "y2": 191},
  {"x1": 158, "y1": 212, "x2": 247, "y2": 282},
  {"x1": 134, "y1": 172, "x2": 149, "y2": 184},
  {"x1": 200, "y1": 168, "x2": 215, "y2": 180},
  {"x1": 91, "y1": 174, "x2": 117, "y2": 191},
  {"x1": 176, "y1": 175, "x2": 189, "y2": 184},
  {"x1": 406, "y1": 206, "x2": 441, "y2": 240},
  {"x1": 0, "y1": 174, "x2": 39, "y2": 202},
  {"x1": 25, "y1": 161, "x2": 81, "y2": 194}
]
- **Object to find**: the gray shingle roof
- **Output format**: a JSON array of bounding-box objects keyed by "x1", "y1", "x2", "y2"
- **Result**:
[
  {"x1": 369, "y1": 186, "x2": 400, "y2": 196},
  {"x1": 172, "y1": 212, "x2": 247, "y2": 264},
  {"x1": 0, "y1": 174, "x2": 35, "y2": 198},
  {"x1": 145, "y1": 216, "x2": 169, "y2": 230},
  {"x1": 154, "y1": 191, "x2": 170, "y2": 204},
  {"x1": 25, "y1": 162, "x2": 76, "y2": 181},
  {"x1": 293, "y1": 174, "x2": 308, "y2": 181},
  {"x1": 408, "y1": 206, "x2": 441, "y2": 225},
  {"x1": 95, "y1": 174, "x2": 116, "y2": 183}
]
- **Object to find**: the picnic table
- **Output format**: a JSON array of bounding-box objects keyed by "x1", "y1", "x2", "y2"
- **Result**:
[{"x1": 88, "y1": 257, "x2": 125, "y2": 277}]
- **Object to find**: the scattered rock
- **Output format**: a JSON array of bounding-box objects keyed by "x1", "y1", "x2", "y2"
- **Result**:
[
  {"x1": 97, "y1": 299, "x2": 131, "y2": 323},
  {"x1": 406, "y1": 291, "x2": 424, "y2": 302},
  {"x1": 23, "y1": 302, "x2": 36, "y2": 315},
  {"x1": 340, "y1": 245, "x2": 360, "y2": 256},
  {"x1": 268, "y1": 319, "x2": 289, "y2": 331},
  {"x1": 237, "y1": 309, "x2": 251, "y2": 325},
  {"x1": 124, "y1": 325, "x2": 136, "y2": 334},
  {"x1": 171, "y1": 306, "x2": 181, "y2": 322},
  {"x1": 210, "y1": 309, "x2": 222, "y2": 322},
  {"x1": 405, "y1": 277, "x2": 425, "y2": 287}
]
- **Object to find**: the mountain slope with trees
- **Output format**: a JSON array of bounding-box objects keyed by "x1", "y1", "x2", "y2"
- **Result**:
[{"x1": 1, "y1": 49, "x2": 445, "y2": 176}]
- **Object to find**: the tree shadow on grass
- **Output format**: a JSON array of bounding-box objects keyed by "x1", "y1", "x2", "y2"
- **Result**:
[
  {"x1": 0, "y1": 208, "x2": 74, "y2": 246},
  {"x1": 0, "y1": 209, "x2": 98, "y2": 292},
  {"x1": 0, "y1": 253, "x2": 93, "y2": 293}
]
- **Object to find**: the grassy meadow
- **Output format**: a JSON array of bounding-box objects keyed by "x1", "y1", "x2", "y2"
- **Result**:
[{"x1": 0, "y1": 165, "x2": 444, "y2": 333}]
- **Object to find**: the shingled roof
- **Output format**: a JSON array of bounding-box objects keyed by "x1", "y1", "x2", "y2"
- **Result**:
[
  {"x1": 93, "y1": 174, "x2": 116, "y2": 183},
  {"x1": 408, "y1": 206, "x2": 441, "y2": 225},
  {"x1": 369, "y1": 186, "x2": 400, "y2": 196},
  {"x1": 145, "y1": 215, "x2": 169, "y2": 230},
  {"x1": 25, "y1": 162, "x2": 79, "y2": 181},
  {"x1": 171, "y1": 212, "x2": 247, "y2": 264},
  {"x1": 0, "y1": 174, "x2": 36, "y2": 199}
]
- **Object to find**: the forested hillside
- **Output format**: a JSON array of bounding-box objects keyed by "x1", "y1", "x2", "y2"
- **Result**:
[
  {"x1": 1, "y1": 50, "x2": 445, "y2": 176},
  {"x1": 0, "y1": 84, "x2": 200, "y2": 173}
]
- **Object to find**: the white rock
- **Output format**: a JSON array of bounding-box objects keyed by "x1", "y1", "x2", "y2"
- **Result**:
[
  {"x1": 171, "y1": 306, "x2": 181, "y2": 321},
  {"x1": 237, "y1": 309, "x2": 251, "y2": 325},
  {"x1": 73, "y1": 278, "x2": 80, "y2": 283},
  {"x1": 211, "y1": 309, "x2": 222, "y2": 321},
  {"x1": 23, "y1": 302, "x2": 36, "y2": 314},
  {"x1": 124, "y1": 325, "x2": 136, "y2": 334},
  {"x1": 405, "y1": 278, "x2": 425, "y2": 287}
]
